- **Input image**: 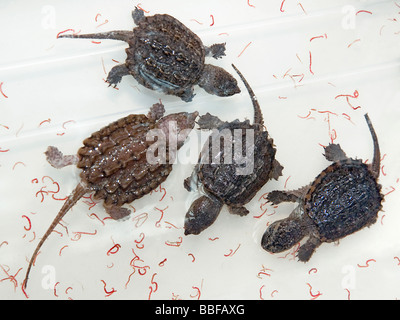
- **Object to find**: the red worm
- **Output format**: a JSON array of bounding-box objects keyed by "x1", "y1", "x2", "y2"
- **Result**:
[
  {"x1": 247, "y1": 0, "x2": 255, "y2": 8},
  {"x1": 136, "y1": 3, "x2": 150, "y2": 13},
  {"x1": 308, "y1": 268, "x2": 318, "y2": 274},
  {"x1": 280, "y1": 0, "x2": 286, "y2": 12},
  {"x1": 190, "y1": 286, "x2": 201, "y2": 300},
  {"x1": 13, "y1": 162, "x2": 26, "y2": 170},
  {"x1": 71, "y1": 230, "x2": 97, "y2": 241},
  {"x1": 356, "y1": 10, "x2": 372, "y2": 15},
  {"x1": 310, "y1": 34, "x2": 327, "y2": 42},
  {"x1": 59, "y1": 245, "x2": 68, "y2": 256},
  {"x1": 345, "y1": 288, "x2": 351, "y2": 300},
  {"x1": 309, "y1": 51, "x2": 314, "y2": 75},
  {"x1": 209, "y1": 15, "x2": 214, "y2": 26},
  {"x1": 100, "y1": 280, "x2": 117, "y2": 297},
  {"x1": 165, "y1": 237, "x2": 183, "y2": 247},
  {"x1": 57, "y1": 29, "x2": 81, "y2": 38},
  {"x1": 107, "y1": 243, "x2": 121, "y2": 255},
  {"x1": 357, "y1": 259, "x2": 376, "y2": 268},
  {"x1": 158, "y1": 258, "x2": 167, "y2": 267},
  {"x1": 0, "y1": 82, "x2": 8, "y2": 98},
  {"x1": 22, "y1": 215, "x2": 32, "y2": 231},
  {"x1": 238, "y1": 42, "x2": 252, "y2": 58},
  {"x1": 306, "y1": 283, "x2": 322, "y2": 299},
  {"x1": 148, "y1": 273, "x2": 158, "y2": 300},
  {"x1": 53, "y1": 282, "x2": 60, "y2": 297},
  {"x1": 188, "y1": 253, "x2": 195, "y2": 262},
  {"x1": 224, "y1": 244, "x2": 241, "y2": 257},
  {"x1": 38, "y1": 119, "x2": 51, "y2": 127},
  {"x1": 259, "y1": 285, "x2": 265, "y2": 300}
]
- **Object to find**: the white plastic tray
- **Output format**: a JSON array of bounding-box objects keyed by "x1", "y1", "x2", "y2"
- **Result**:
[{"x1": 1, "y1": 0, "x2": 399, "y2": 300}]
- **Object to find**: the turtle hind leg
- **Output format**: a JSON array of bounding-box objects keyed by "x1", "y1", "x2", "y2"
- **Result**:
[
  {"x1": 205, "y1": 43, "x2": 226, "y2": 59},
  {"x1": 45, "y1": 146, "x2": 78, "y2": 169},
  {"x1": 103, "y1": 202, "x2": 131, "y2": 220},
  {"x1": 106, "y1": 64, "x2": 130, "y2": 87},
  {"x1": 324, "y1": 143, "x2": 347, "y2": 162},
  {"x1": 178, "y1": 87, "x2": 195, "y2": 102},
  {"x1": 270, "y1": 159, "x2": 284, "y2": 181}
]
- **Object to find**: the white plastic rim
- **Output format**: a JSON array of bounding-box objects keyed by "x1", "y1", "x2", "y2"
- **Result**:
[{"x1": 0, "y1": 0, "x2": 399, "y2": 300}]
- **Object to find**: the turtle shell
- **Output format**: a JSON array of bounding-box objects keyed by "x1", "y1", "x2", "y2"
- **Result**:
[
  {"x1": 126, "y1": 13, "x2": 205, "y2": 94},
  {"x1": 303, "y1": 159, "x2": 383, "y2": 242},
  {"x1": 198, "y1": 121, "x2": 276, "y2": 206},
  {"x1": 77, "y1": 113, "x2": 172, "y2": 207}
]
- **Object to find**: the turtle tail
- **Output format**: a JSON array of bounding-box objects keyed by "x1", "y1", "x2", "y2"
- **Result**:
[
  {"x1": 23, "y1": 183, "x2": 87, "y2": 289},
  {"x1": 231, "y1": 64, "x2": 264, "y2": 128},
  {"x1": 58, "y1": 30, "x2": 132, "y2": 42},
  {"x1": 364, "y1": 113, "x2": 380, "y2": 178}
]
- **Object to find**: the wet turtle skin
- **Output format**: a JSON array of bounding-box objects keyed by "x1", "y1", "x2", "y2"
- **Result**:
[
  {"x1": 183, "y1": 64, "x2": 283, "y2": 235},
  {"x1": 23, "y1": 102, "x2": 198, "y2": 288},
  {"x1": 261, "y1": 114, "x2": 383, "y2": 262},
  {"x1": 59, "y1": 7, "x2": 240, "y2": 102}
]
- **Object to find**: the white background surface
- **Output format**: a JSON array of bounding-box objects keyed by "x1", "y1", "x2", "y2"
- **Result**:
[{"x1": 0, "y1": 0, "x2": 399, "y2": 300}]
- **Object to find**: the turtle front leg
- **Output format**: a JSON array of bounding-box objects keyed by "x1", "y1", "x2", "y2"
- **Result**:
[
  {"x1": 297, "y1": 234, "x2": 322, "y2": 262},
  {"x1": 184, "y1": 164, "x2": 199, "y2": 192},
  {"x1": 228, "y1": 205, "x2": 249, "y2": 216},
  {"x1": 205, "y1": 43, "x2": 226, "y2": 59},
  {"x1": 147, "y1": 102, "x2": 165, "y2": 121},
  {"x1": 45, "y1": 146, "x2": 79, "y2": 169},
  {"x1": 106, "y1": 64, "x2": 130, "y2": 87},
  {"x1": 267, "y1": 185, "x2": 310, "y2": 205}
]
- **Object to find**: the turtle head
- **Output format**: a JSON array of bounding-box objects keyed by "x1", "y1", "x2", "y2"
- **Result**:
[
  {"x1": 184, "y1": 195, "x2": 223, "y2": 235},
  {"x1": 261, "y1": 216, "x2": 306, "y2": 254},
  {"x1": 155, "y1": 111, "x2": 198, "y2": 148},
  {"x1": 198, "y1": 65, "x2": 241, "y2": 97}
]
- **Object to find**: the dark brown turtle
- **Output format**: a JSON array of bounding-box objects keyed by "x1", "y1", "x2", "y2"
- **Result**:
[
  {"x1": 261, "y1": 114, "x2": 383, "y2": 262},
  {"x1": 23, "y1": 102, "x2": 198, "y2": 288},
  {"x1": 183, "y1": 64, "x2": 283, "y2": 235},
  {"x1": 59, "y1": 7, "x2": 240, "y2": 102}
]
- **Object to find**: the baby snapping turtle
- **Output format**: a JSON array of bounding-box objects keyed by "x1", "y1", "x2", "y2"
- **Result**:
[
  {"x1": 183, "y1": 64, "x2": 283, "y2": 235},
  {"x1": 261, "y1": 114, "x2": 383, "y2": 262},
  {"x1": 23, "y1": 102, "x2": 198, "y2": 288},
  {"x1": 59, "y1": 7, "x2": 240, "y2": 102}
]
